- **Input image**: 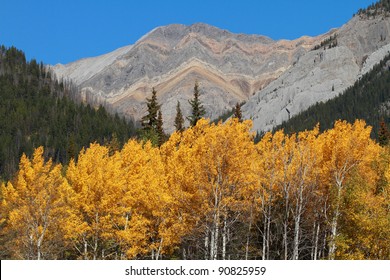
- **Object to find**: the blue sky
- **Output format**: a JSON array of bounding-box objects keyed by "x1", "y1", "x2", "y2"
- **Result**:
[{"x1": 0, "y1": 0, "x2": 375, "y2": 65}]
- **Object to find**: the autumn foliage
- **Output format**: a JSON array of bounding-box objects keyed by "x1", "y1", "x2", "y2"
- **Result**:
[{"x1": 1, "y1": 119, "x2": 389, "y2": 259}]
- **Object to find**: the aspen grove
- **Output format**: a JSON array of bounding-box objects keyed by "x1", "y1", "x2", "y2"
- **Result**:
[{"x1": 1, "y1": 118, "x2": 389, "y2": 260}]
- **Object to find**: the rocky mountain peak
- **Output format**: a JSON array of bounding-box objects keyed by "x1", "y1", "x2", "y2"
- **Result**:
[{"x1": 53, "y1": 14, "x2": 390, "y2": 134}]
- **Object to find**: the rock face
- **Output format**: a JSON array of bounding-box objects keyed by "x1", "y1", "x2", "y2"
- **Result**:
[
  {"x1": 53, "y1": 15, "x2": 390, "y2": 133},
  {"x1": 53, "y1": 23, "x2": 325, "y2": 132},
  {"x1": 242, "y1": 15, "x2": 390, "y2": 132}
]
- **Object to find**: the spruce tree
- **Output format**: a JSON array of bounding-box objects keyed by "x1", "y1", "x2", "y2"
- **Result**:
[
  {"x1": 233, "y1": 102, "x2": 243, "y2": 122},
  {"x1": 174, "y1": 101, "x2": 185, "y2": 132},
  {"x1": 156, "y1": 110, "x2": 165, "y2": 147},
  {"x1": 187, "y1": 81, "x2": 206, "y2": 126},
  {"x1": 141, "y1": 88, "x2": 161, "y2": 131},
  {"x1": 378, "y1": 119, "x2": 389, "y2": 146}
]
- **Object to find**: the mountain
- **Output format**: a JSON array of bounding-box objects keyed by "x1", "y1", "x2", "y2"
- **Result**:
[
  {"x1": 53, "y1": 23, "x2": 326, "y2": 132},
  {"x1": 243, "y1": 13, "x2": 390, "y2": 132},
  {"x1": 53, "y1": 4, "x2": 390, "y2": 134}
]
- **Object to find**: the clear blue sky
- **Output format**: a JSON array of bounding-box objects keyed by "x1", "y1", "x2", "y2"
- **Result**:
[{"x1": 0, "y1": 0, "x2": 375, "y2": 65}]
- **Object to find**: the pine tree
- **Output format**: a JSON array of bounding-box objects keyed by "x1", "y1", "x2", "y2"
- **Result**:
[
  {"x1": 141, "y1": 88, "x2": 161, "y2": 131},
  {"x1": 187, "y1": 82, "x2": 206, "y2": 127},
  {"x1": 378, "y1": 118, "x2": 389, "y2": 146},
  {"x1": 233, "y1": 102, "x2": 243, "y2": 122},
  {"x1": 174, "y1": 101, "x2": 185, "y2": 132},
  {"x1": 157, "y1": 110, "x2": 165, "y2": 147}
]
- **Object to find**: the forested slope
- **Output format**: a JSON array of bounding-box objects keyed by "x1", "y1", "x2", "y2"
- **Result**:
[
  {"x1": 276, "y1": 53, "x2": 390, "y2": 137},
  {"x1": 0, "y1": 46, "x2": 136, "y2": 180}
]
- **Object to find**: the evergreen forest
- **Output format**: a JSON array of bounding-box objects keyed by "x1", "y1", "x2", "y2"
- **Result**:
[
  {"x1": 276, "y1": 52, "x2": 390, "y2": 138},
  {"x1": 0, "y1": 46, "x2": 137, "y2": 180}
]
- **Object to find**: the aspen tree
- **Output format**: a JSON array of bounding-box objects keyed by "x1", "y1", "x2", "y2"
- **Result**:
[{"x1": 1, "y1": 147, "x2": 73, "y2": 259}]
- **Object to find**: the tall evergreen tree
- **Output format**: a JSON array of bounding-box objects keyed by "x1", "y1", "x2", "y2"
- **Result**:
[
  {"x1": 187, "y1": 82, "x2": 206, "y2": 127},
  {"x1": 233, "y1": 102, "x2": 243, "y2": 122},
  {"x1": 378, "y1": 118, "x2": 389, "y2": 146},
  {"x1": 174, "y1": 101, "x2": 185, "y2": 132},
  {"x1": 141, "y1": 88, "x2": 161, "y2": 131},
  {"x1": 156, "y1": 110, "x2": 165, "y2": 147}
]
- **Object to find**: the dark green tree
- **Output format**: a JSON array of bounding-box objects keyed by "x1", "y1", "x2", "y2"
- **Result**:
[
  {"x1": 174, "y1": 101, "x2": 185, "y2": 132},
  {"x1": 378, "y1": 118, "x2": 389, "y2": 146},
  {"x1": 233, "y1": 102, "x2": 243, "y2": 122},
  {"x1": 141, "y1": 88, "x2": 161, "y2": 131},
  {"x1": 156, "y1": 110, "x2": 165, "y2": 147},
  {"x1": 187, "y1": 81, "x2": 206, "y2": 126}
]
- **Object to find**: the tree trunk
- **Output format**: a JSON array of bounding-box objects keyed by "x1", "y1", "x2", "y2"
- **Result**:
[
  {"x1": 283, "y1": 183, "x2": 290, "y2": 260},
  {"x1": 155, "y1": 238, "x2": 163, "y2": 260},
  {"x1": 93, "y1": 212, "x2": 99, "y2": 260},
  {"x1": 262, "y1": 214, "x2": 267, "y2": 260},
  {"x1": 266, "y1": 208, "x2": 270, "y2": 260},
  {"x1": 37, "y1": 243, "x2": 41, "y2": 260},
  {"x1": 329, "y1": 183, "x2": 342, "y2": 260},
  {"x1": 222, "y1": 216, "x2": 227, "y2": 260},
  {"x1": 84, "y1": 239, "x2": 88, "y2": 260},
  {"x1": 210, "y1": 224, "x2": 215, "y2": 260},
  {"x1": 245, "y1": 207, "x2": 253, "y2": 260},
  {"x1": 292, "y1": 186, "x2": 303, "y2": 260},
  {"x1": 213, "y1": 208, "x2": 220, "y2": 260},
  {"x1": 313, "y1": 222, "x2": 320, "y2": 260},
  {"x1": 204, "y1": 230, "x2": 209, "y2": 260}
]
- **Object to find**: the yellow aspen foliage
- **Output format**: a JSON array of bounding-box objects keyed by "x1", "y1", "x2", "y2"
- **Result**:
[
  {"x1": 66, "y1": 143, "x2": 125, "y2": 259},
  {"x1": 336, "y1": 168, "x2": 390, "y2": 259},
  {"x1": 163, "y1": 118, "x2": 258, "y2": 259},
  {"x1": 1, "y1": 119, "x2": 388, "y2": 260},
  {"x1": 319, "y1": 120, "x2": 382, "y2": 259},
  {"x1": 0, "y1": 147, "x2": 73, "y2": 259},
  {"x1": 119, "y1": 140, "x2": 172, "y2": 259}
]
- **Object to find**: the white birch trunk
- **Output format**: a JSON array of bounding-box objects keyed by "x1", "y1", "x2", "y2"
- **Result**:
[
  {"x1": 329, "y1": 182, "x2": 342, "y2": 260},
  {"x1": 222, "y1": 216, "x2": 227, "y2": 260},
  {"x1": 292, "y1": 186, "x2": 303, "y2": 260},
  {"x1": 204, "y1": 231, "x2": 209, "y2": 260},
  {"x1": 210, "y1": 225, "x2": 215, "y2": 260},
  {"x1": 313, "y1": 222, "x2": 320, "y2": 260},
  {"x1": 283, "y1": 183, "x2": 290, "y2": 260},
  {"x1": 262, "y1": 214, "x2": 267, "y2": 260},
  {"x1": 213, "y1": 208, "x2": 219, "y2": 260},
  {"x1": 84, "y1": 239, "x2": 88, "y2": 260}
]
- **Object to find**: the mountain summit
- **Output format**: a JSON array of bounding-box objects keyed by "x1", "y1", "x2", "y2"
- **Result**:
[
  {"x1": 53, "y1": 13, "x2": 390, "y2": 132},
  {"x1": 53, "y1": 22, "x2": 324, "y2": 131}
]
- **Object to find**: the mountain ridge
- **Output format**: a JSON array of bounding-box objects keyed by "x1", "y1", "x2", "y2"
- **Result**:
[
  {"x1": 243, "y1": 14, "x2": 390, "y2": 132},
  {"x1": 53, "y1": 22, "x2": 327, "y2": 132},
  {"x1": 53, "y1": 14, "x2": 390, "y2": 133}
]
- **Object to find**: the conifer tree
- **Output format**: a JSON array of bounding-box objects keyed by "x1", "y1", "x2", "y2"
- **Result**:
[
  {"x1": 141, "y1": 88, "x2": 161, "y2": 131},
  {"x1": 233, "y1": 102, "x2": 243, "y2": 122},
  {"x1": 156, "y1": 110, "x2": 165, "y2": 147},
  {"x1": 174, "y1": 101, "x2": 185, "y2": 132},
  {"x1": 187, "y1": 82, "x2": 206, "y2": 126},
  {"x1": 378, "y1": 118, "x2": 389, "y2": 146}
]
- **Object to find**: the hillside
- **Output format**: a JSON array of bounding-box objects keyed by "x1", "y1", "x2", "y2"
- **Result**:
[
  {"x1": 0, "y1": 46, "x2": 136, "y2": 180},
  {"x1": 275, "y1": 52, "x2": 390, "y2": 137},
  {"x1": 242, "y1": 12, "x2": 390, "y2": 132}
]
